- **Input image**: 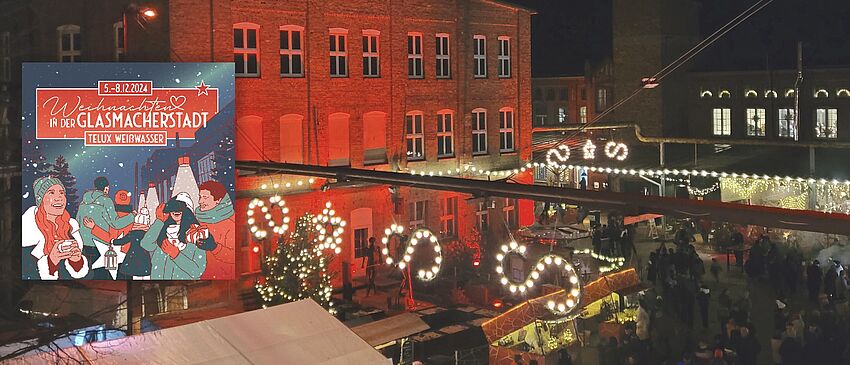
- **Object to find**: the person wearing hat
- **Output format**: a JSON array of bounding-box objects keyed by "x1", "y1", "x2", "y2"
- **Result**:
[
  {"x1": 22, "y1": 176, "x2": 89, "y2": 280},
  {"x1": 76, "y1": 176, "x2": 135, "y2": 279},
  {"x1": 83, "y1": 189, "x2": 152, "y2": 280},
  {"x1": 140, "y1": 197, "x2": 210, "y2": 279}
]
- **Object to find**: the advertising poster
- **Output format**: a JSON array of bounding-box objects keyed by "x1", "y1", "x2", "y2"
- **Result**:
[{"x1": 21, "y1": 63, "x2": 235, "y2": 280}]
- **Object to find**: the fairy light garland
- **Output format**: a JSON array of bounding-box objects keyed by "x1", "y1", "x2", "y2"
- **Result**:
[
  {"x1": 408, "y1": 163, "x2": 529, "y2": 179},
  {"x1": 312, "y1": 201, "x2": 346, "y2": 255},
  {"x1": 687, "y1": 182, "x2": 720, "y2": 197},
  {"x1": 383, "y1": 227, "x2": 443, "y2": 281},
  {"x1": 496, "y1": 241, "x2": 582, "y2": 316},
  {"x1": 259, "y1": 177, "x2": 317, "y2": 191},
  {"x1": 247, "y1": 196, "x2": 291, "y2": 240}
]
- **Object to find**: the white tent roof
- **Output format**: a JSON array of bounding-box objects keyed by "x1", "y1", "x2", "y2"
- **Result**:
[{"x1": 6, "y1": 299, "x2": 390, "y2": 365}]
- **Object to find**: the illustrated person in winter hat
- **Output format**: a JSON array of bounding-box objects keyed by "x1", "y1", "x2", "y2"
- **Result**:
[
  {"x1": 22, "y1": 176, "x2": 89, "y2": 280},
  {"x1": 83, "y1": 189, "x2": 153, "y2": 280},
  {"x1": 140, "y1": 197, "x2": 213, "y2": 279},
  {"x1": 196, "y1": 180, "x2": 234, "y2": 280},
  {"x1": 76, "y1": 176, "x2": 135, "y2": 279}
]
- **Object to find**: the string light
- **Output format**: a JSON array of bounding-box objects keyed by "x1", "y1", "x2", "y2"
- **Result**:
[
  {"x1": 546, "y1": 145, "x2": 571, "y2": 166},
  {"x1": 247, "y1": 196, "x2": 290, "y2": 239},
  {"x1": 408, "y1": 162, "x2": 529, "y2": 179},
  {"x1": 687, "y1": 182, "x2": 720, "y2": 197},
  {"x1": 496, "y1": 241, "x2": 582, "y2": 316},
  {"x1": 582, "y1": 140, "x2": 596, "y2": 159},
  {"x1": 604, "y1": 141, "x2": 628, "y2": 161},
  {"x1": 258, "y1": 177, "x2": 317, "y2": 191},
  {"x1": 383, "y1": 227, "x2": 443, "y2": 282},
  {"x1": 312, "y1": 201, "x2": 346, "y2": 255}
]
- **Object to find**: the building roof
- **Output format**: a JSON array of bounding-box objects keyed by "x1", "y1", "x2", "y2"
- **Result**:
[
  {"x1": 487, "y1": 0, "x2": 538, "y2": 14},
  {"x1": 350, "y1": 313, "x2": 429, "y2": 347}
]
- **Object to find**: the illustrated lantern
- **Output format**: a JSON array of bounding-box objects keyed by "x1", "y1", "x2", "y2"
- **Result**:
[{"x1": 104, "y1": 244, "x2": 119, "y2": 271}]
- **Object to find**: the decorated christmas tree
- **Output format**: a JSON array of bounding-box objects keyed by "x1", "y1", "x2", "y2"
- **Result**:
[
  {"x1": 255, "y1": 213, "x2": 335, "y2": 313},
  {"x1": 52, "y1": 155, "x2": 79, "y2": 215}
]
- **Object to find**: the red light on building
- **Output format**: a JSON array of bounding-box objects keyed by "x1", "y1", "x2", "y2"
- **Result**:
[
  {"x1": 492, "y1": 299, "x2": 503, "y2": 309},
  {"x1": 472, "y1": 258, "x2": 481, "y2": 267}
]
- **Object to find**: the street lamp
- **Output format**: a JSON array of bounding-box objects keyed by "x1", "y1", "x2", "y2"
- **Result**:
[{"x1": 141, "y1": 8, "x2": 157, "y2": 19}]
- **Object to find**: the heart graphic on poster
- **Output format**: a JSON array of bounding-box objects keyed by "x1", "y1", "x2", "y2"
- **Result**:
[{"x1": 169, "y1": 95, "x2": 186, "y2": 109}]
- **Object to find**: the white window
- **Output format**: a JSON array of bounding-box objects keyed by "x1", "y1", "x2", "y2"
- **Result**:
[
  {"x1": 558, "y1": 107, "x2": 567, "y2": 123},
  {"x1": 405, "y1": 111, "x2": 424, "y2": 161},
  {"x1": 778, "y1": 108, "x2": 796, "y2": 138},
  {"x1": 746, "y1": 108, "x2": 765, "y2": 137},
  {"x1": 472, "y1": 108, "x2": 487, "y2": 155},
  {"x1": 233, "y1": 23, "x2": 259, "y2": 76},
  {"x1": 503, "y1": 198, "x2": 516, "y2": 230},
  {"x1": 280, "y1": 25, "x2": 304, "y2": 77},
  {"x1": 436, "y1": 33, "x2": 450, "y2": 78},
  {"x1": 497, "y1": 36, "x2": 510, "y2": 78},
  {"x1": 407, "y1": 33, "x2": 423, "y2": 78},
  {"x1": 534, "y1": 165, "x2": 548, "y2": 182},
  {"x1": 473, "y1": 35, "x2": 486, "y2": 78},
  {"x1": 440, "y1": 196, "x2": 457, "y2": 238},
  {"x1": 409, "y1": 200, "x2": 427, "y2": 230},
  {"x1": 113, "y1": 21, "x2": 124, "y2": 61},
  {"x1": 580, "y1": 106, "x2": 587, "y2": 123},
  {"x1": 816, "y1": 108, "x2": 838, "y2": 139},
  {"x1": 1, "y1": 32, "x2": 10, "y2": 82},
  {"x1": 362, "y1": 30, "x2": 380, "y2": 77},
  {"x1": 197, "y1": 152, "x2": 216, "y2": 183},
  {"x1": 476, "y1": 201, "x2": 489, "y2": 231},
  {"x1": 499, "y1": 108, "x2": 515, "y2": 152},
  {"x1": 712, "y1": 108, "x2": 731, "y2": 136},
  {"x1": 329, "y1": 29, "x2": 348, "y2": 77},
  {"x1": 596, "y1": 88, "x2": 609, "y2": 111},
  {"x1": 437, "y1": 110, "x2": 454, "y2": 157},
  {"x1": 57, "y1": 24, "x2": 81, "y2": 62}
]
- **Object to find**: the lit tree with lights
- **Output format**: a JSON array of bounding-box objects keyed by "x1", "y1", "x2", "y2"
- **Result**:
[{"x1": 255, "y1": 213, "x2": 335, "y2": 313}]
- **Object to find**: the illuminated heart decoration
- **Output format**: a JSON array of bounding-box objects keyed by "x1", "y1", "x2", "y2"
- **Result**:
[
  {"x1": 604, "y1": 141, "x2": 629, "y2": 161},
  {"x1": 545, "y1": 145, "x2": 571, "y2": 167},
  {"x1": 383, "y1": 226, "x2": 443, "y2": 281},
  {"x1": 496, "y1": 240, "x2": 582, "y2": 316},
  {"x1": 247, "y1": 195, "x2": 291, "y2": 239}
]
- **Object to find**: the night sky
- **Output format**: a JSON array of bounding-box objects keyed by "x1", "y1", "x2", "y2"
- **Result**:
[
  {"x1": 512, "y1": 0, "x2": 850, "y2": 76},
  {"x1": 20, "y1": 63, "x2": 235, "y2": 210}
]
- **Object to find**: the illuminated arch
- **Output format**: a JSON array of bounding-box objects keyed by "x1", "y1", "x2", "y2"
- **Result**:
[
  {"x1": 718, "y1": 90, "x2": 731, "y2": 98},
  {"x1": 837, "y1": 89, "x2": 850, "y2": 97},
  {"x1": 744, "y1": 89, "x2": 758, "y2": 98},
  {"x1": 785, "y1": 89, "x2": 795, "y2": 98},
  {"x1": 764, "y1": 90, "x2": 777, "y2": 98},
  {"x1": 700, "y1": 90, "x2": 713, "y2": 98},
  {"x1": 814, "y1": 89, "x2": 829, "y2": 98}
]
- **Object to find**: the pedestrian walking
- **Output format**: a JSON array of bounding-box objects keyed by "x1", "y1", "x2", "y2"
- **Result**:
[
  {"x1": 697, "y1": 284, "x2": 711, "y2": 329},
  {"x1": 711, "y1": 258, "x2": 722, "y2": 283}
]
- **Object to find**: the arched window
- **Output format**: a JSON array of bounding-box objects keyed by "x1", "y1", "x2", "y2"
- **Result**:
[
  {"x1": 744, "y1": 89, "x2": 758, "y2": 98},
  {"x1": 837, "y1": 89, "x2": 850, "y2": 98},
  {"x1": 498, "y1": 107, "x2": 515, "y2": 152},
  {"x1": 328, "y1": 113, "x2": 350, "y2": 166},
  {"x1": 57, "y1": 24, "x2": 80, "y2": 62},
  {"x1": 472, "y1": 108, "x2": 487, "y2": 155},
  {"x1": 718, "y1": 90, "x2": 731, "y2": 98},
  {"x1": 700, "y1": 90, "x2": 713, "y2": 98},
  {"x1": 279, "y1": 114, "x2": 303, "y2": 163},
  {"x1": 785, "y1": 89, "x2": 795, "y2": 98},
  {"x1": 437, "y1": 109, "x2": 454, "y2": 158},
  {"x1": 814, "y1": 89, "x2": 829, "y2": 98},
  {"x1": 405, "y1": 111, "x2": 424, "y2": 161},
  {"x1": 764, "y1": 90, "x2": 777, "y2": 98},
  {"x1": 363, "y1": 111, "x2": 387, "y2": 165},
  {"x1": 236, "y1": 115, "x2": 263, "y2": 161}
]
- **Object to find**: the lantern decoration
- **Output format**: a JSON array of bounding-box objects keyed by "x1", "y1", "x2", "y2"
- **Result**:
[
  {"x1": 383, "y1": 226, "x2": 443, "y2": 282},
  {"x1": 496, "y1": 241, "x2": 582, "y2": 316},
  {"x1": 247, "y1": 195, "x2": 290, "y2": 240},
  {"x1": 312, "y1": 201, "x2": 346, "y2": 255},
  {"x1": 104, "y1": 244, "x2": 119, "y2": 271}
]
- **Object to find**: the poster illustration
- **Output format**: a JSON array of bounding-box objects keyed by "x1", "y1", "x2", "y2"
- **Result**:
[{"x1": 21, "y1": 63, "x2": 235, "y2": 280}]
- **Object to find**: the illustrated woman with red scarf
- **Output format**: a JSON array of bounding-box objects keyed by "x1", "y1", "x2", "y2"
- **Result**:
[{"x1": 22, "y1": 176, "x2": 89, "y2": 280}]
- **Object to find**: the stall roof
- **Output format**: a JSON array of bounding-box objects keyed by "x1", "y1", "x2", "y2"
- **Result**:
[
  {"x1": 581, "y1": 268, "x2": 642, "y2": 306},
  {"x1": 6, "y1": 299, "x2": 390, "y2": 365},
  {"x1": 350, "y1": 313, "x2": 429, "y2": 347}
]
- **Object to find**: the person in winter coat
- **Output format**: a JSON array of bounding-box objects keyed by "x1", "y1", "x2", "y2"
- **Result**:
[
  {"x1": 196, "y1": 181, "x2": 235, "y2": 280},
  {"x1": 807, "y1": 260, "x2": 822, "y2": 303},
  {"x1": 22, "y1": 176, "x2": 89, "y2": 280},
  {"x1": 76, "y1": 176, "x2": 135, "y2": 279},
  {"x1": 697, "y1": 285, "x2": 711, "y2": 329},
  {"x1": 140, "y1": 197, "x2": 213, "y2": 279},
  {"x1": 83, "y1": 190, "x2": 151, "y2": 279},
  {"x1": 636, "y1": 300, "x2": 651, "y2": 341}
]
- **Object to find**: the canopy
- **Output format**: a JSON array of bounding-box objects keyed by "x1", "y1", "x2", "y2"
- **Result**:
[
  {"x1": 351, "y1": 313, "x2": 429, "y2": 347},
  {"x1": 6, "y1": 299, "x2": 391, "y2": 365}
]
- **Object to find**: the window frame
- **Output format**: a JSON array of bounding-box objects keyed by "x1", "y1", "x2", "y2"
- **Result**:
[
  {"x1": 712, "y1": 108, "x2": 731, "y2": 136},
  {"x1": 362, "y1": 30, "x2": 380, "y2": 78},
  {"x1": 57, "y1": 24, "x2": 81, "y2": 63},
  {"x1": 409, "y1": 200, "x2": 427, "y2": 230},
  {"x1": 233, "y1": 23, "x2": 260, "y2": 77},
  {"x1": 745, "y1": 108, "x2": 766, "y2": 137},
  {"x1": 280, "y1": 25, "x2": 305, "y2": 77},
  {"x1": 329, "y1": 28, "x2": 349, "y2": 78},
  {"x1": 436, "y1": 110, "x2": 454, "y2": 158},
  {"x1": 473, "y1": 35, "x2": 487, "y2": 78},
  {"x1": 405, "y1": 111, "x2": 425, "y2": 161},
  {"x1": 113, "y1": 21, "x2": 124, "y2": 62},
  {"x1": 815, "y1": 108, "x2": 838, "y2": 139},
  {"x1": 440, "y1": 196, "x2": 457, "y2": 239},
  {"x1": 407, "y1": 32, "x2": 423, "y2": 78},
  {"x1": 503, "y1": 198, "x2": 517, "y2": 230},
  {"x1": 777, "y1": 108, "x2": 796, "y2": 139},
  {"x1": 476, "y1": 201, "x2": 489, "y2": 232},
  {"x1": 435, "y1": 33, "x2": 450, "y2": 79},
  {"x1": 580, "y1": 106, "x2": 588, "y2": 123},
  {"x1": 497, "y1": 36, "x2": 510, "y2": 78},
  {"x1": 472, "y1": 108, "x2": 488, "y2": 155},
  {"x1": 499, "y1": 108, "x2": 515, "y2": 153}
]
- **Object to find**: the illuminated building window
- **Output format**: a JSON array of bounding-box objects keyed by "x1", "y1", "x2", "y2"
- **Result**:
[
  {"x1": 473, "y1": 35, "x2": 486, "y2": 78},
  {"x1": 409, "y1": 200, "x2": 427, "y2": 230},
  {"x1": 558, "y1": 107, "x2": 567, "y2": 123},
  {"x1": 534, "y1": 165, "x2": 547, "y2": 182},
  {"x1": 440, "y1": 196, "x2": 457, "y2": 238},
  {"x1": 712, "y1": 108, "x2": 731, "y2": 136},
  {"x1": 700, "y1": 90, "x2": 713, "y2": 98},
  {"x1": 407, "y1": 32, "x2": 423, "y2": 78},
  {"x1": 746, "y1": 108, "x2": 765, "y2": 137},
  {"x1": 1, "y1": 32, "x2": 10, "y2": 81},
  {"x1": 363, "y1": 111, "x2": 388, "y2": 165},
  {"x1": 814, "y1": 89, "x2": 829, "y2": 98},
  {"x1": 280, "y1": 25, "x2": 304, "y2": 77},
  {"x1": 362, "y1": 30, "x2": 379, "y2": 77},
  {"x1": 476, "y1": 201, "x2": 489, "y2": 231},
  {"x1": 236, "y1": 115, "x2": 263, "y2": 161},
  {"x1": 234, "y1": 23, "x2": 259, "y2": 76},
  {"x1": 436, "y1": 33, "x2": 450, "y2": 78},
  {"x1": 437, "y1": 110, "x2": 454, "y2": 157},
  {"x1": 472, "y1": 108, "x2": 488, "y2": 155},
  {"x1": 764, "y1": 90, "x2": 777, "y2": 98},
  {"x1": 744, "y1": 89, "x2": 758, "y2": 98},
  {"x1": 718, "y1": 90, "x2": 731, "y2": 98},
  {"x1": 113, "y1": 22, "x2": 124, "y2": 61},
  {"x1": 580, "y1": 106, "x2": 588, "y2": 123},
  {"x1": 815, "y1": 108, "x2": 838, "y2": 139},
  {"x1": 328, "y1": 113, "x2": 351, "y2": 166},
  {"x1": 837, "y1": 89, "x2": 850, "y2": 98},
  {"x1": 57, "y1": 24, "x2": 81, "y2": 62},
  {"x1": 596, "y1": 88, "x2": 610, "y2": 110},
  {"x1": 778, "y1": 108, "x2": 797, "y2": 138},
  {"x1": 329, "y1": 29, "x2": 348, "y2": 77},
  {"x1": 499, "y1": 108, "x2": 515, "y2": 152},
  {"x1": 405, "y1": 111, "x2": 424, "y2": 161},
  {"x1": 351, "y1": 208, "x2": 373, "y2": 259},
  {"x1": 784, "y1": 89, "x2": 795, "y2": 98},
  {"x1": 353, "y1": 228, "x2": 369, "y2": 259},
  {"x1": 503, "y1": 198, "x2": 517, "y2": 230},
  {"x1": 279, "y1": 114, "x2": 304, "y2": 163},
  {"x1": 498, "y1": 36, "x2": 510, "y2": 78}
]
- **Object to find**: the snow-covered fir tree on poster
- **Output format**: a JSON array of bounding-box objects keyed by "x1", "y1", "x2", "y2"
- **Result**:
[{"x1": 20, "y1": 62, "x2": 235, "y2": 281}]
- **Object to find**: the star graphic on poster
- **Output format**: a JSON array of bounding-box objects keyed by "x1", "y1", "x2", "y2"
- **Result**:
[
  {"x1": 91, "y1": 237, "x2": 127, "y2": 280},
  {"x1": 195, "y1": 80, "x2": 210, "y2": 96}
]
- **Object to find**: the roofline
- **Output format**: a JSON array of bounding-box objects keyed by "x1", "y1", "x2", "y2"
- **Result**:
[{"x1": 484, "y1": 0, "x2": 538, "y2": 14}]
